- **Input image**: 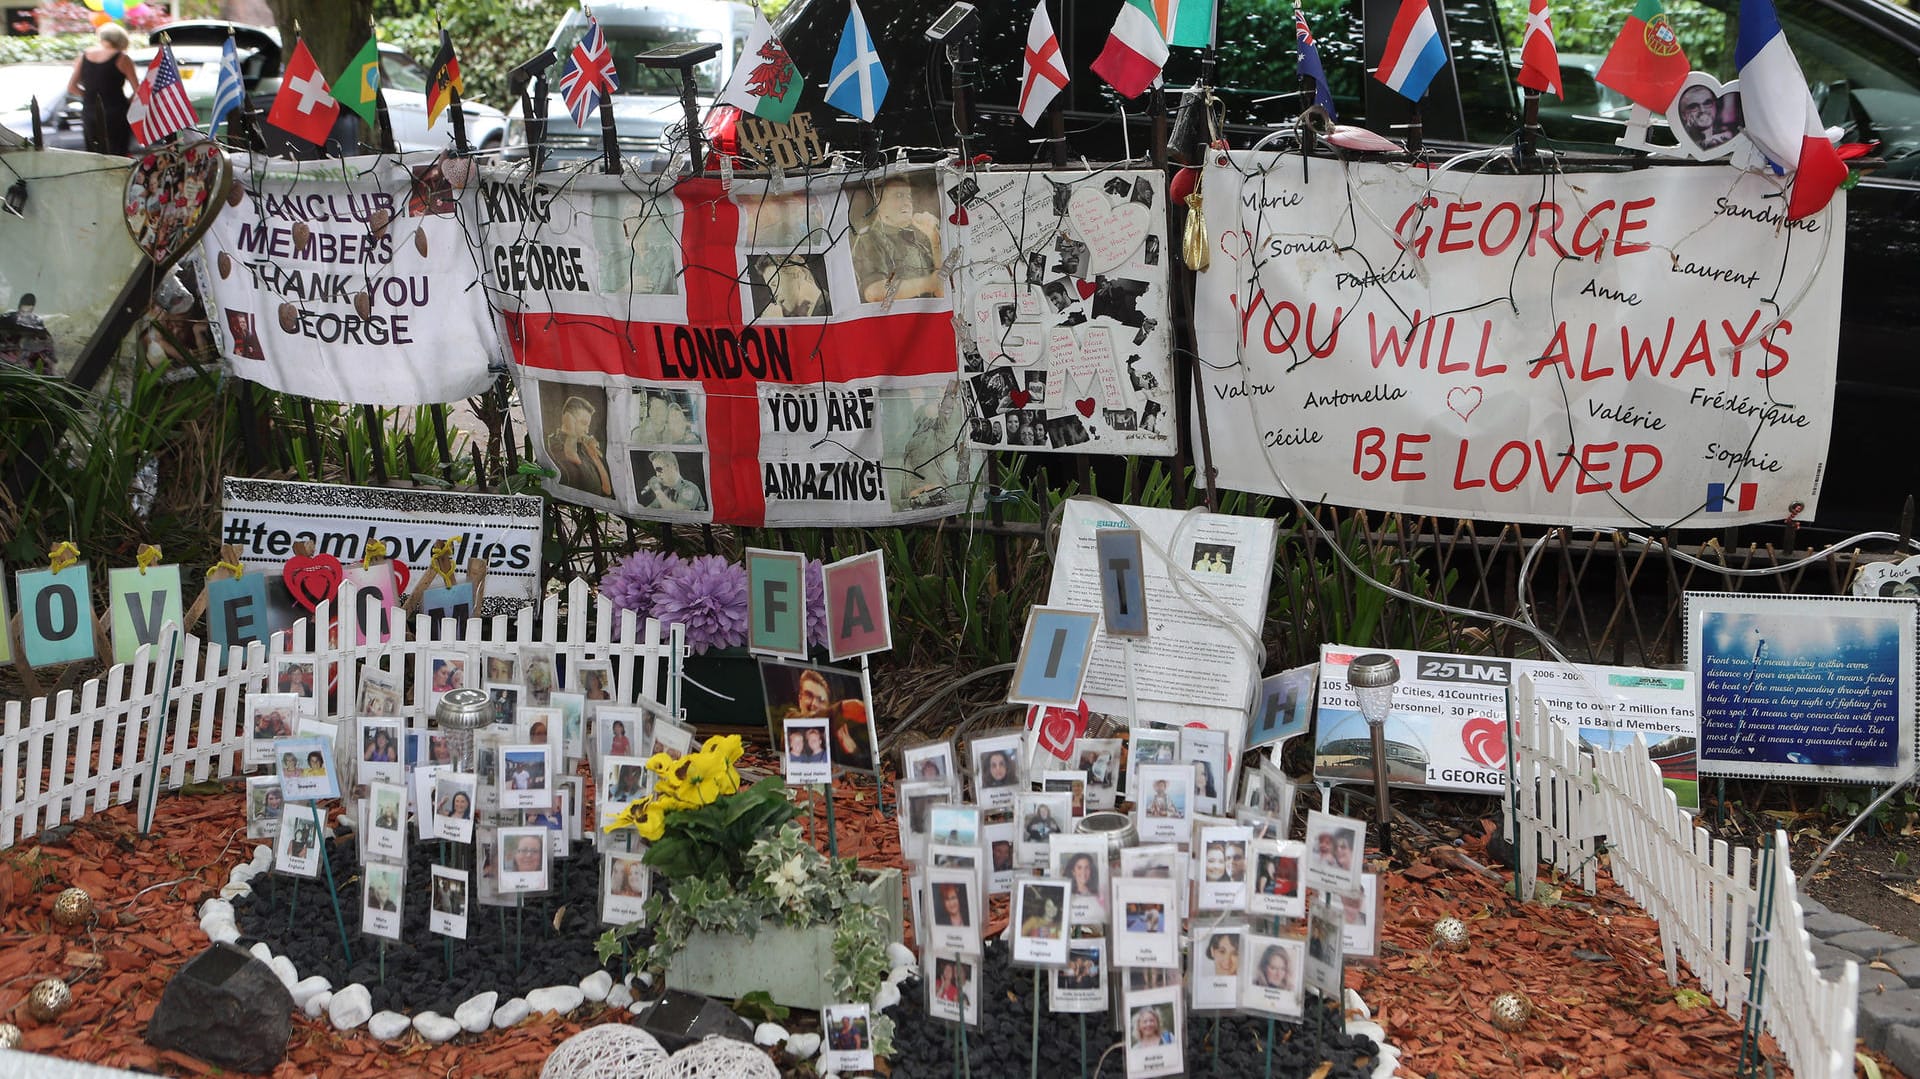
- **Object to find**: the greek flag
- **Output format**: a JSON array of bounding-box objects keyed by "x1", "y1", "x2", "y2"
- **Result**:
[{"x1": 210, "y1": 36, "x2": 244, "y2": 134}]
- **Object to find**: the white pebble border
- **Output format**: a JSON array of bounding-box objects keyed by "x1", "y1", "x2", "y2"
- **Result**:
[{"x1": 202, "y1": 843, "x2": 1402, "y2": 1076}]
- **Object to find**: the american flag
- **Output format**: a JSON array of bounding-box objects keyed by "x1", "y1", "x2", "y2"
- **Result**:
[
  {"x1": 558, "y1": 17, "x2": 619, "y2": 128},
  {"x1": 129, "y1": 43, "x2": 198, "y2": 145}
]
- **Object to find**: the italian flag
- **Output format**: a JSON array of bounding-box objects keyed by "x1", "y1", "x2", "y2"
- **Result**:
[
  {"x1": 1595, "y1": 0, "x2": 1691, "y2": 113},
  {"x1": 1092, "y1": 0, "x2": 1169, "y2": 99}
]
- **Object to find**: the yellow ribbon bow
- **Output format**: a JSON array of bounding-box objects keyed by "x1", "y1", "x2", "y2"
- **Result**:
[
  {"x1": 135, "y1": 544, "x2": 163, "y2": 574},
  {"x1": 48, "y1": 541, "x2": 80, "y2": 573},
  {"x1": 362, "y1": 539, "x2": 388, "y2": 571},
  {"x1": 429, "y1": 538, "x2": 458, "y2": 588},
  {"x1": 206, "y1": 559, "x2": 244, "y2": 580}
]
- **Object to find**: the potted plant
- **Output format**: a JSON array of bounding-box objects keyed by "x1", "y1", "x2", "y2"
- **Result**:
[{"x1": 598, "y1": 736, "x2": 901, "y2": 1048}]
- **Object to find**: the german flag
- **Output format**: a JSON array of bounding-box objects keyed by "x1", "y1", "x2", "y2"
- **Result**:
[{"x1": 426, "y1": 28, "x2": 463, "y2": 129}]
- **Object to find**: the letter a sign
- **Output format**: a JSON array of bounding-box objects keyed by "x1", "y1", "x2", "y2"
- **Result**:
[{"x1": 823, "y1": 551, "x2": 893, "y2": 661}]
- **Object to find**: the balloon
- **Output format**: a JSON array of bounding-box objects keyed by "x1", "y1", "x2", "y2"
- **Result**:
[
  {"x1": 128, "y1": 4, "x2": 153, "y2": 18},
  {"x1": 83, "y1": 0, "x2": 105, "y2": 11},
  {"x1": 90, "y1": 11, "x2": 111, "y2": 26}
]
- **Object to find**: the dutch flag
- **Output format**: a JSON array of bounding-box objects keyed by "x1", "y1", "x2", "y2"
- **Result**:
[{"x1": 1375, "y1": 0, "x2": 1450, "y2": 103}]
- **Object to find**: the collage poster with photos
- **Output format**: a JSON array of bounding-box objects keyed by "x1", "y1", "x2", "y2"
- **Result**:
[
  {"x1": 942, "y1": 169, "x2": 1175, "y2": 455},
  {"x1": 484, "y1": 166, "x2": 982, "y2": 527}
]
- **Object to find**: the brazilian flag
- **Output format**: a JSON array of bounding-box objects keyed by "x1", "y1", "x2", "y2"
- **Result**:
[{"x1": 332, "y1": 37, "x2": 382, "y2": 127}]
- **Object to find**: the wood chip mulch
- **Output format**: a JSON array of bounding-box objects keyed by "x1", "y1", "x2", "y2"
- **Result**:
[{"x1": 0, "y1": 770, "x2": 1887, "y2": 1078}]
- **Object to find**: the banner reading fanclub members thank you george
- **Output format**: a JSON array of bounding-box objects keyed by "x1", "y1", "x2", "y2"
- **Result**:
[
  {"x1": 481, "y1": 165, "x2": 981, "y2": 527},
  {"x1": 1194, "y1": 155, "x2": 1842, "y2": 527},
  {"x1": 195, "y1": 153, "x2": 500, "y2": 406}
]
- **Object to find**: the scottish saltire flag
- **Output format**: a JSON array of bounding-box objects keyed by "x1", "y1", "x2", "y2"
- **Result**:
[
  {"x1": 825, "y1": 0, "x2": 888, "y2": 121},
  {"x1": 1295, "y1": 8, "x2": 1336, "y2": 120},
  {"x1": 1706, "y1": 481, "x2": 1757, "y2": 513},
  {"x1": 209, "y1": 35, "x2": 244, "y2": 134},
  {"x1": 1734, "y1": 0, "x2": 1847, "y2": 221},
  {"x1": 559, "y1": 15, "x2": 619, "y2": 128},
  {"x1": 1374, "y1": 0, "x2": 1449, "y2": 102}
]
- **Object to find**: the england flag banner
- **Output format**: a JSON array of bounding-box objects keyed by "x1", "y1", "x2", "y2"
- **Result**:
[
  {"x1": 194, "y1": 153, "x2": 499, "y2": 405},
  {"x1": 1193, "y1": 154, "x2": 1843, "y2": 527},
  {"x1": 481, "y1": 165, "x2": 981, "y2": 527}
]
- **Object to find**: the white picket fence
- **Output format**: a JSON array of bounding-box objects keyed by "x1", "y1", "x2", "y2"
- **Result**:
[
  {"x1": 1507, "y1": 675, "x2": 1857, "y2": 1079},
  {"x1": 0, "y1": 578, "x2": 684, "y2": 852}
]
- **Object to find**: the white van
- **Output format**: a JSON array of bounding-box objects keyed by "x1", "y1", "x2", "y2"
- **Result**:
[{"x1": 503, "y1": 0, "x2": 754, "y2": 166}]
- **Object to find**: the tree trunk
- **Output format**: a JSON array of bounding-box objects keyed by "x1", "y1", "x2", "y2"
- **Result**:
[{"x1": 262, "y1": 0, "x2": 376, "y2": 79}]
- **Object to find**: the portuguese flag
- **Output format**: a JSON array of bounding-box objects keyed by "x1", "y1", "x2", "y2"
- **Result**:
[{"x1": 1595, "y1": 0, "x2": 1691, "y2": 113}]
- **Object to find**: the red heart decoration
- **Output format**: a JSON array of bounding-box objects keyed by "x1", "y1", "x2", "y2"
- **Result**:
[
  {"x1": 1076, "y1": 397, "x2": 1096, "y2": 417},
  {"x1": 283, "y1": 552, "x2": 345, "y2": 613},
  {"x1": 389, "y1": 559, "x2": 411, "y2": 597},
  {"x1": 1074, "y1": 279, "x2": 1097, "y2": 300},
  {"x1": 1009, "y1": 389, "x2": 1032, "y2": 409},
  {"x1": 948, "y1": 204, "x2": 969, "y2": 226}
]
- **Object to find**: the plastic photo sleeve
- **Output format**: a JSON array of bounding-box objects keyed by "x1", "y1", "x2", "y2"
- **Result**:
[
  {"x1": 983, "y1": 820, "x2": 1016, "y2": 895},
  {"x1": 602, "y1": 850, "x2": 652, "y2": 926},
  {"x1": 363, "y1": 781, "x2": 407, "y2": 860},
  {"x1": 1196, "y1": 825, "x2": 1253, "y2": 912},
  {"x1": 431, "y1": 773, "x2": 477, "y2": 843},
  {"x1": 497, "y1": 825, "x2": 551, "y2": 894},
  {"x1": 970, "y1": 732, "x2": 1025, "y2": 810},
  {"x1": 274, "y1": 804, "x2": 321, "y2": 878},
  {"x1": 1050, "y1": 833, "x2": 1109, "y2": 925},
  {"x1": 1040, "y1": 769, "x2": 1088, "y2": 819},
  {"x1": 1074, "y1": 737, "x2": 1123, "y2": 809},
  {"x1": 1239, "y1": 934, "x2": 1306, "y2": 1018},
  {"x1": 1111, "y1": 877, "x2": 1179, "y2": 968},
  {"x1": 1122, "y1": 987, "x2": 1184, "y2": 1078},
  {"x1": 1250, "y1": 839, "x2": 1306, "y2": 920},
  {"x1": 1132, "y1": 763, "x2": 1194, "y2": 846},
  {"x1": 1304, "y1": 898, "x2": 1344, "y2": 1001},
  {"x1": 429, "y1": 865, "x2": 470, "y2": 939},
  {"x1": 783, "y1": 717, "x2": 833, "y2": 785},
  {"x1": 821, "y1": 1002, "x2": 876, "y2": 1072},
  {"x1": 1179, "y1": 725, "x2": 1231, "y2": 815},
  {"x1": 360, "y1": 859, "x2": 405, "y2": 941},
  {"x1": 925, "y1": 950, "x2": 980, "y2": 1026},
  {"x1": 246, "y1": 694, "x2": 299, "y2": 767},
  {"x1": 900, "y1": 740, "x2": 959, "y2": 793},
  {"x1": 1339, "y1": 873, "x2": 1379, "y2": 958},
  {"x1": 1302, "y1": 809, "x2": 1366, "y2": 898},
  {"x1": 1190, "y1": 924, "x2": 1246, "y2": 1012},
  {"x1": 1126, "y1": 727, "x2": 1179, "y2": 797},
  {"x1": 1010, "y1": 878, "x2": 1073, "y2": 967},
  {"x1": 1050, "y1": 937, "x2": 1108, "y2": 1013},
  {"x1": 896, "y1": 779, "x2": 947, "y2": 865},
  {"x1": 1015, "y1": 790, "x2": 1072, "y2": 867},
  {"x1": 925, "y1": 867, "x2": 984, "y2": 956},
  {"x1": 274, "y1": 736, "x2": 340, "y2": 802},
  {"x1": 357, "y1": 717, "x2": 404, "y2": 787},
  {"x1": 499, "y1": 743, "x2": 552, "y2": 810},
  {"x1": 245, "y1": 775, "x2": 284, "y2": 840}
]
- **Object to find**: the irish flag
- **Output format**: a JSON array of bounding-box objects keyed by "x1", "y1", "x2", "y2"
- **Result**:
[
  {"x1": 1092, "y1": 0, "x2": 1169, "y2": 99},
  {"x1": 1735, "y1": 0, "x2": 1846, "y2": 220},
  {"x1": 1158, "y1": 0, "x2": 1215, "y2": 48},
  {"x1": 1595, "y1": 0, "x2": 1690, "y2": 112}
]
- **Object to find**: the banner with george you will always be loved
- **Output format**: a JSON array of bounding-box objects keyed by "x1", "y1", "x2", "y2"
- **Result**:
[
  {"x1": 193, "y1": 153, "x2": 501, "y2": 405},
  {"x1": 479, "y1": 165, "x2": 981, "y2": 527},
  {"x1": 1193, "y1": 154, "x2": 1844, "y2": 527}
]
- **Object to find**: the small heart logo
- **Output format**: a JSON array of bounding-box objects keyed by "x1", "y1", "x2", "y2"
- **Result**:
[
  {"x1": 1446, "y1": 386, "x2": 1482, "y2": 422},
  {"x1": 389, "y1": 559, "x2": 411, "y2": 596},
  {"x1": 283, "y1": 553, "x2": 345, "y2": 613},
  {"x1": 948, "y1": 205, "x2": 969, "y2": 226},
  {"x1": 1462, "y1": 715, "x2": 1507, "y2": 768},
  {"x1": 1009, "y1": 389, "x2": 1032, "y2": 409},
  {"x1": 1076, "y1": 397, "x2": 1096, "y2": 417},
  {"x1": 1074, "y1": 279, "x2": 1097, "y2": 300}
]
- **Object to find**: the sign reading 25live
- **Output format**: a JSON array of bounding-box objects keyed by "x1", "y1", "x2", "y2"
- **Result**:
[{"x1": 1311, "y1": 646, "x2": 1513, "y2": 794}]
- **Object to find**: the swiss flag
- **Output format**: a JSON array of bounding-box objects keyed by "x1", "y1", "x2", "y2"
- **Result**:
[{"x1": 268, "y1": 40, "x2": 341, "y2": 147}]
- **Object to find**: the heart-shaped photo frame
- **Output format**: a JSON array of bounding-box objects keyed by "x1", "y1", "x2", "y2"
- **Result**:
[
  {"x1": 124, "y1": 135, "x2": 232, "y2": 270},
  {"x1": 1852, "y1": 554, "x2": 1920, "y2": 598},
  {"x1": 1667, "y1": 73, "x2": 1745, "y2": 161}
]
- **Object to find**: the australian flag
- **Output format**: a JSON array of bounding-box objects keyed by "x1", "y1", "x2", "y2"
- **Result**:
[{"x1": 1295, "y1": 8, "x2": 1337, "y2": 120}]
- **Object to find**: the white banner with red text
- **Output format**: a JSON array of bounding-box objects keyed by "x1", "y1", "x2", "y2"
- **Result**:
[
  {"x1": 479, "y1": 166, "x2": 981, "y2": 527},
  {"x1": 1194, "y1": 155, "x2": 1843, "y2": 526},
  {"x1": 193, "y1": 153, "x2": 500, "y2": 405}
]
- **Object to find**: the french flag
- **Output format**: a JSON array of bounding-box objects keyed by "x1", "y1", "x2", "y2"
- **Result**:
[
  {"x1": 1706, "y1": 481, "x2": 1758, "y2": 513},
  {"x1": 1735, "y1": 0, "x2": 1847, "y2": 221},
  {"x1": 1375, "y1": 0, "x2": 1450, "y2": 102}
]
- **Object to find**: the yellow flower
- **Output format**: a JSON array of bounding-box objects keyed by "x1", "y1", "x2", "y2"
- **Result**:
[
  {"x1": 636, "y1": 802, "x2": 667, "y2": 841},
  {"x1": 646, "y1": 752, "x2": 676, "y2": 776},
  {"x1": 704, "y1": 734, "x2": 744, "y2": 765},
  {"x1": 601, "y1": 798, "x2": 650, "y2": 834}
]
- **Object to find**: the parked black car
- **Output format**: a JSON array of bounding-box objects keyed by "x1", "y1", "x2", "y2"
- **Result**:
[{"x1": 766, "y1": 0, "x2": 1920, "y2": 532}]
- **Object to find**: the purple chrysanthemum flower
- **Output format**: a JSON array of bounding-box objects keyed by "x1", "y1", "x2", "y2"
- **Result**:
[
  {"x1": 600, "y1": 549, "x2": 685, "y2": 628},
  {"x1": 651, "y1": 554, "x2": 749, "y2": 655},
  {"x1": 805, "y1": 557, "x2": 828, "y2": 654}
]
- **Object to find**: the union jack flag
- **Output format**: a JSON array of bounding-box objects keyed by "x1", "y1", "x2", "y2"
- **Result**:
[
  {"x1": 129, "y1": 43, "x2": 198, "y2": 145},
  {"x1": 558, "y1": 17, "x2": 619, "y2": 128}
]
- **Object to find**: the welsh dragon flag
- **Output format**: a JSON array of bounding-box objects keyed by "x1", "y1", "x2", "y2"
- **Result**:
[
  {"x1": 717, "y1": 11, "x2": 802, "y2": 123},
  {"x1": 1092, "y1": 0, "x2": 1169, "y2": 99}
]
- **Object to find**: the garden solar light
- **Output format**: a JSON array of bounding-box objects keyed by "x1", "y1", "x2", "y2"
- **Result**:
[
  {"x1": 1347, "y1": 653, "x2": 1401, "y2": 856},
  {"x1": 435, "y1": 687, "x2": 492, "y2": 773}
]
